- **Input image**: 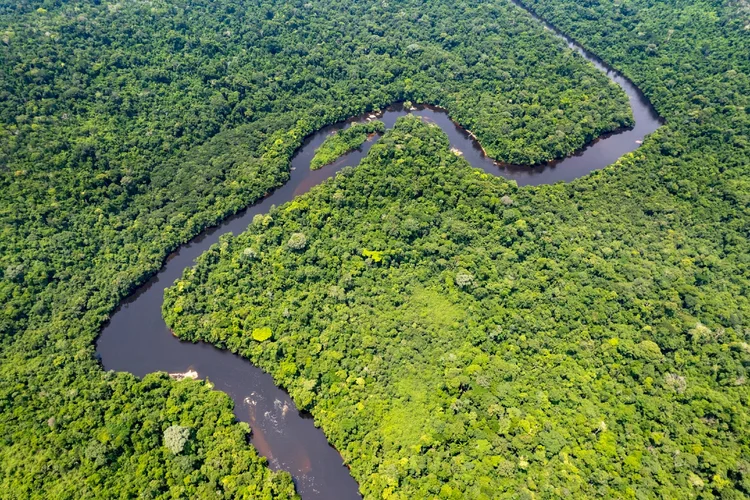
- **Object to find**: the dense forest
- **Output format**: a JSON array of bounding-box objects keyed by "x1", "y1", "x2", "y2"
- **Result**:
[
  {"x1": 0, "y1": 0, "x2": 633, "y2": 496},
  {"x1": 166, "y1": 114, "x2": 749, "y2": 498},
  {"x1": 164, "y1": 0, "x2": 749, "y2": 498},
  {"x1": 2, "y1": 0, "x2": 748, "y2": 498}
]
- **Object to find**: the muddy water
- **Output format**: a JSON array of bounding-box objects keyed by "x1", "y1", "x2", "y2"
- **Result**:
[{"x1": 96, "y1": 5, "x2": 662, "y2": 499}]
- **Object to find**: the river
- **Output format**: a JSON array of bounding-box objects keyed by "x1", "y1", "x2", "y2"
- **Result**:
[{"x1": 95, "y1": 3, "x2": 662, "y2": 499}]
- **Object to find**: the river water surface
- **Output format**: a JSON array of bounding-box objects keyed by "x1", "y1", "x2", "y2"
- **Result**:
[{"x1": 96, "y1": 3, "x2": 662, "y2": 499}]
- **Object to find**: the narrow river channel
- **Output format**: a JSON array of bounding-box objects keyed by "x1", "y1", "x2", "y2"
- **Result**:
[{"x1": 96, "y1": 3, "x2": 663, "y2": 498}]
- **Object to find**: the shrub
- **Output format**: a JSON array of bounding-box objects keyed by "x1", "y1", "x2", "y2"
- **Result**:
[
  {"x1": 163, "y1": 425, "x2": 190, "y2": 455},
  {"x1": 252, "y1": 327, "x2": 273, "y2": 342},
  {"x1": 242, "y1": 247, "x2": 257, "y2": 260},
  {"x1": 287, "y1": 232, "x2": 307, "y2": 250},
  {"x1": 455, "y1": 270, "x2": 474, "y2": 288}
]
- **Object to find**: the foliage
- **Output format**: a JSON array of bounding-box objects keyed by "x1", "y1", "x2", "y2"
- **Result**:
[
  {"x1": 311, "y1": 121, "x2": 385, "y2": 170},
  {"x1": 287, "y1": 232, "x2": 308, "y2": 251},
  {"x1": 0, "y1": 371, "x2": 296, "y2": 498},
  {"x1": 0, "y1": 0, "x2": 632, "y2": 496},
  {"x1": 2, "y1": 0, "x2": 748, "y2": 497},
  {"x1": 164, "y1": 425, "x2": 191, "y2": 455},
  {"x1": 252, "y1": 327, "x2": 273, "y2": 342},
  {"x1": 166, "y1": 112, "x2": 749, "y2": 498}
]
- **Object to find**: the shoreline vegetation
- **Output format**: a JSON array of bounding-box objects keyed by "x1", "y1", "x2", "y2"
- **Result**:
[
  {"x1": 5, "y1": 0, "x2": 631, "y2": 490},
  {"x1": 164, "y1": 0, "x2": 750, "y2": 498},
  {"x1": 1, "y1": 0, "x2": 747, "y2": 498},
  {"x1": 310, "y1": 121, "x2": 386, "y2": 170}
]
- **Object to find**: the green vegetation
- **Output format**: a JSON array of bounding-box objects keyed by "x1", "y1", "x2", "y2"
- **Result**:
[
  {"x1": 2, "y1": 0, "x2": 748, "y2": 498},
  {"x1": 252, "y1": 327, "x2": 274, "y2": 342},
  {"x1": 2, "y1": 369, "x2": 297, "y2": 498},
  {"x1": 165, "y1": 115, "x2": 750, "y2": 497},
  {"x1": 311, "y1": 121, "x2": 385, "y2": 170},
  {"x1": 0, "y1": 0, "x2": 630, "y2": 495},
  {"x1": 164, "y1": 0, "x2": 750, "y2": 497}
]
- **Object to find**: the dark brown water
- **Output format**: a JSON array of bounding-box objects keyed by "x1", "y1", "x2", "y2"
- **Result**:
[{"x1": 96, "y1": 4, "x2": 662, "y2": 499}]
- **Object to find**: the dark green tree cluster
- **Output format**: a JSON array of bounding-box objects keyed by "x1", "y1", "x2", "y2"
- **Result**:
[
  {"x1": 520, "y1": 0, "x2": 750, "y2": 123},
  {"x1": 311, "y1": 121, "x2": 385, "y2": 170}
]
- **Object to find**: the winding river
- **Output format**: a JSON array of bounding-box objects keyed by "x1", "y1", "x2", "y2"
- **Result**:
[{"x1": 96, "y1": 3, "x2": 662, "y2": 499}]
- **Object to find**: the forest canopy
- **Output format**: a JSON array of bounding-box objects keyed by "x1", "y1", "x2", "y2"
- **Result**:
[
  {"x1": 2, "y1": 0, "x2": 749, "y2": 498},
  {"x1": 165, "y1": 0, "x2": 749, "y2": 497},
  {"x1": 0, "y1": 0, "x2": 633, "y2": 495},
  {"x1": 165, "y1": 114, "x2": 750, "y2": 498}
]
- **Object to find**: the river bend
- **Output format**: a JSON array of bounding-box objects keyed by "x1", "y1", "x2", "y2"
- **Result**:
[{"x1": 96, "y1": 3, "x2": 662, "y2": 498}]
